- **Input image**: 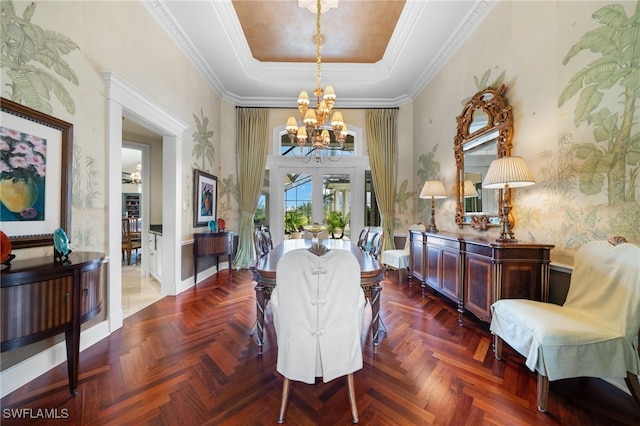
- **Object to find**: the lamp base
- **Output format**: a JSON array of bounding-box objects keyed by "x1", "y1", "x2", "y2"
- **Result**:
[
  {"x1": 428, "y1": 204, "x2": 439, "y2": 233},
  {"x1": 496, "y1": 201, "x2": 516, "y2": 242}
]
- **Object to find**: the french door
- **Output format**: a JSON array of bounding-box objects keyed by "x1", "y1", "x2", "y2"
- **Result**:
[{"x1": 268, "y1": 157, "x2": 369, "y2": 246}]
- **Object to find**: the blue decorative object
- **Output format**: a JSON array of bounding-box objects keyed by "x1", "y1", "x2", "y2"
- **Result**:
[
  {"x1": 53, "y1": 228, "x2": 72, "y2": 263},
  {"x1": 208, "y1": 219, "x2": 218, "y2": 232}
]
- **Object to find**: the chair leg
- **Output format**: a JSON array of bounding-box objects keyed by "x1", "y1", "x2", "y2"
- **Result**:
[
  {"x1": 537, "y1": 373, "x2": 549, "y2": 412},
  {"x1": 493, "y1": 334, "x2": 502, "y2": 360},
  {"x1": 278, "y1": 377, "x2": 291, "y2": 423},
  {"x1": 347, "y1": 373, "x2": 358, "y2": 424},
  {"x1": 624, "y1": 372, "x2": 640, "y2": 406}
]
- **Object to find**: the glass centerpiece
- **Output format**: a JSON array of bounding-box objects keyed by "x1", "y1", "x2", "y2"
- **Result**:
[{"x1": 303, "y1": 224, "x2": 329, "y2": 256}]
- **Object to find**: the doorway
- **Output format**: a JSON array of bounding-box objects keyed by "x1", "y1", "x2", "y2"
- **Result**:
[
  {"x1": 281, "y1": 168, "x2": 354, "y2": 240},
  {"x1": 105, "y1": 72, "x2": 187, "y2": 332},
  {"x1": 120, "y1": 142, "x2": 160, "y2": 318}
]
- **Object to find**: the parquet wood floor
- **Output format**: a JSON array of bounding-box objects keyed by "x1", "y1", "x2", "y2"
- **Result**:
[{"x1": 2, "y1": 269, "x2": 639, "y2": 425}]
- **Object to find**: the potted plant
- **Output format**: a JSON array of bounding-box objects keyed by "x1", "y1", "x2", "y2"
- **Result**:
[
  {"x1": 284, "y1": 209, "x2": 306, "y2": 239},
  {"x1": 326, "y1": 211, "x2": 347, "y2": 239}
]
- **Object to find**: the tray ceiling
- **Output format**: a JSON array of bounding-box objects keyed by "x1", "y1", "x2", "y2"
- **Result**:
[{"x1": 145, "y1": 0, "x2": 495, "y2": 107}]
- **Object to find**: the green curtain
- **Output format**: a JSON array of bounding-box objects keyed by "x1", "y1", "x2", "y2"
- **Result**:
[
  {"x1": 366, "y1": 109, "x2": 398, "y2": 251},
  {"x1": 232, "y1": 108, "x2": 269, "y2": 269}
]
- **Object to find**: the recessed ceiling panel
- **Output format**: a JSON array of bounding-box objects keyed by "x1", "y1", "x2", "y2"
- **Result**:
[{"x1": 232, "y1": 0, "x2": 405, "y2": 63}]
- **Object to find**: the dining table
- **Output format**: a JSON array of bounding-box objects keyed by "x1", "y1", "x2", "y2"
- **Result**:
[{"x1": 251, "y1": 238, "x2": 384, "y2": 355}]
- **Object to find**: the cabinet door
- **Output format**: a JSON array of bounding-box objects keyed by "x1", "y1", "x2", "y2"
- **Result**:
[
  {"x1": 80, "y1": 265, "x2": 104, "y2": 322},
  {"x1": 425, "y1": 245, "x2": 441, "y2": 291},
  {"x1": 409, "y1": 232, "x2": 425, "y2": 282},
  {"x1": 156, "y1": 235, "x2": 163, "y2": 279},
  {"x1": 148, "y1": 234, "x2": 157, "y2": 277},
  {"x1": 1, "y1": 278, "x2": 73, "y2": 343},
  {"x1": 440, "y1": 249, "x2": 459, "y2": 300},
  {"x1": 463, "y1": 253, "x2": 492, "y2": 322}
]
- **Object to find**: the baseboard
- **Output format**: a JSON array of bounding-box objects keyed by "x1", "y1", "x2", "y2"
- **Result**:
[{"x1": 0, "y1": 321, "x2": 110, "y2": 398}]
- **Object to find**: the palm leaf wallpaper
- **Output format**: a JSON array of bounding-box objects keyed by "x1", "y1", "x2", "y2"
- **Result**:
[{"x1": 1, "y1": 0, "x2": 79, "y2": 114}]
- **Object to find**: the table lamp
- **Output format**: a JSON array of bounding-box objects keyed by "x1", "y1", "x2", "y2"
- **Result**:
[
  {"x1": 463, "y1": 180, "x2": 478, "y2": 198},
  {"x1": 419, "y1": 180, "x2": 447, "y2": 233},
  {"x1": 482, "y1": 156, "x2": 535, "y2": 242}
]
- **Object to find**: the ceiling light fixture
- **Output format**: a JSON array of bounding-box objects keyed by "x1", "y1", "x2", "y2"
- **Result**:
[
  {"x1": 285, "y1": 0, "x2": 347, "y2": 163},
  {"x1": 130, "y1": 163, "x2": 142, "y2": 186}
]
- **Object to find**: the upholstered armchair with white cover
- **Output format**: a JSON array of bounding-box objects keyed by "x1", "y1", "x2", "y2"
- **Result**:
[
  {"x1": 380, "y1": 223, "x2": 425, "y2": 282},
  {"x1": 490, "y1": 238, "x2": 640, "y2": 412},
  {"x1": 271, "y1": 248, "x2": 365, "y2": 423}
]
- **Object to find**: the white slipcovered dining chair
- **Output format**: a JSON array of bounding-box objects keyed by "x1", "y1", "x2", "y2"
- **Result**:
[
  {"x1": 271, "y1": 248, "x2": 365, "y2": 423},
  {"x1": 380, "y1": 223, "x2": 425, "y2": 282},
  {"x1": 490, "y1": 238, "x2": 640, "y2": 412}
]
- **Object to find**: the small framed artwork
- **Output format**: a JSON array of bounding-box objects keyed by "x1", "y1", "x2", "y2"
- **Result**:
[
  {"x1": 193, "y1": 169, "x2": 217, "y2": 227},
  {"x1": 0, "y1": 98, "x2": 73, "y2": 249}
]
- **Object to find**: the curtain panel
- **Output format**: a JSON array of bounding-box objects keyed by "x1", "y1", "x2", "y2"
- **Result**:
[
  {"x1": 232, "y1": 108, "x2": 269, "y2": 269},
  {"x1": 366, "y1": 109, "x2": 398, "y2": 252}
]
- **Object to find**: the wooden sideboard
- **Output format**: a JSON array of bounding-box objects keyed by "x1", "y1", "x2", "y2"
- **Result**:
[
  {"x1": 409, "y1": 231, "x2": 553, "y2": 325},
  {"x1": 1, "y1": 251, "x2": 105, "y2": 395},
  {"x1": 193, "y1": 231, "x2": 234, "y2": 284}
]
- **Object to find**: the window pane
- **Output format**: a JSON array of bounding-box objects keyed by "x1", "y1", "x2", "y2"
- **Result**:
[
  {"x1": 284, "y1": 173, "x2": 311, "y2": 236},
  {"x1": 324, "y1": 173, "x2": 351, "y2": 240},
  {"x1": 364, "y1": 170, "x2": 381, "y2": 227},
  {"x1": 280, "y1": 131, "x2": 355, "y2": 158}
]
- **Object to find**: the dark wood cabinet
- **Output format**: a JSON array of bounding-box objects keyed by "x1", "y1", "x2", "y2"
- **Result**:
[
  {"x1": 1, "y1": 252, "x2": 105, "y2": 395},
  {"x1": 408, "y1": 230, "x2": 425, "y2": 283},
  {"x1": 409, "y1": 231, "x2": 553, "y2": 325},
  {"x1": 193, "y1": 231, "x2": 234, "y2": 284},
  {"x1": 424, "y1": 235, "x2": 461, "y2": 302}
]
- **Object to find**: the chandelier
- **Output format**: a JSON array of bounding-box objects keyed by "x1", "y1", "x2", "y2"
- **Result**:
[
  {"x1": 285, "y1": 0, "x2": 348, "y2": 163},
  {"x1": 130, "y1": 163, "x2": 142, "y2": 185}
]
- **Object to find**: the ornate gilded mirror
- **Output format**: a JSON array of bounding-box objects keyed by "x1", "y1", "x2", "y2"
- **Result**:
[{"x1": 454, "y1": 84, "x2": 512, "y2": 230}]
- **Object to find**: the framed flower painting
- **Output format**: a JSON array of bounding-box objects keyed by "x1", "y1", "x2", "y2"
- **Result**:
[
  {"x1": 193, "y1": 169, "x2": 217, "y2": 227},
  {"x1": 0, "y1": 98, "x2": 72, "y2": 249}
]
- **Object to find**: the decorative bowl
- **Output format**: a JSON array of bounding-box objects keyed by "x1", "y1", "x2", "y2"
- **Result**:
[{"x1": 303, "y1": 224, "x2": 326, "y2": 235}]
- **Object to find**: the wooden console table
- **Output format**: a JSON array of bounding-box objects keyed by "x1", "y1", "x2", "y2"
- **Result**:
[
  {"x1": 1, "y1": 251, "x2": 105, "y2": 395},
  {"x1": 409, "y1": 231, "x2": 553, "y2": 325},
  {"x1": 193, "y1": 231, "x2": 234, "y2": 284}
]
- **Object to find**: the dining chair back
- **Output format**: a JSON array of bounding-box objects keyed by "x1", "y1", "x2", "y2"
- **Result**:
[
  {"x1": 254, "y1": 226, "x2": 273, "y2": 258},
  {"x1": 121, "y1": 217, "x2": 142, "y2": 265},
  {"x1": 380, "y1": 223, "x2": 425, "y2": 282},
  {"x1": 271, "y1": 248, "x2": 365, "y2": 423},
  {"x1": 356, "y1": 228, "x2": 369, "y2": 250},
  {"x1": 368, "y1": 231, "x2": 383, "y2": 260}
]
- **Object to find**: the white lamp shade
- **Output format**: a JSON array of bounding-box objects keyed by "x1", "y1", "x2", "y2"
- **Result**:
[
  {"x1": 463, "y1": 180, "x2": 478, "y2": 197},
  {"x1": 303, "y1": 109, "x2": 317, "y2": 125},
  {"x1": 286, "y1": 116, "x2": 298, "y2": 131},
  {"x1": 419, "y1": 180, "x2": 447, "y2": 199},
  {"x1": 323, "y1": 85, "x2": 336, "y2": 100},
  {"x1": 331, "y1": 111, "x2": 344, "y2": 126},
  {"x1": 297, "y1": 90, "x2": 310, "y2": 104},
  {"x1": 482, "y1": 156, "x2": 535, "y2": 189}
]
